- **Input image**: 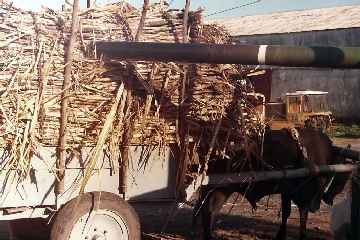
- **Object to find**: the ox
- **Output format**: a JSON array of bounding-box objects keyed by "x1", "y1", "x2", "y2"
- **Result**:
[{"x1": 193, "y1": 127, "x2": 349, "y2": 240}]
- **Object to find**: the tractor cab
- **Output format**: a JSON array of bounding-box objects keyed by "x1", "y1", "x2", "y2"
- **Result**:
[{"x1": 285, "y1": 90, "x2": 333, "y2": 129}]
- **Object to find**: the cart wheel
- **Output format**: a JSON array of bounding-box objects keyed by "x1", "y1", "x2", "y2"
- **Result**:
[{"x1": 50, "y1": 191, "x2": 140, "y2": 240}]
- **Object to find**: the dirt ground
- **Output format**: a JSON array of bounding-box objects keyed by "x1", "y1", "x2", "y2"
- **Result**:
[{"x1": 134, "y1": 192, "x2": 341, "y2": 240}]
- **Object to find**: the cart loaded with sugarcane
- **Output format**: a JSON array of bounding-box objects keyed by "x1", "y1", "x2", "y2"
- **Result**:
[{"x1": 0, "y1": 1, "x2": 359, "y2": 240}]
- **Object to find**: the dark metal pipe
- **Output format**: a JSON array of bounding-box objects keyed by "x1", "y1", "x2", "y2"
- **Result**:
[
  {"x1": 205, "y1": 164, "x2": 355, "y2": 186},
  {"x1": 95, "y1": 41, "x2": 360, "y2": 69},
  {"x1": 333, "y1": 146, "x2": 360, "y2": 162}
]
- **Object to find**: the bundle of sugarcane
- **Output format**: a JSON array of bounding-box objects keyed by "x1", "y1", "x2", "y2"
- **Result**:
[
  {"x1": 78, "y1": 2, "x2": 263, "y2": 147},
  {"x1": 0, "y1": 2, "x2": 176, "y2": 145},
  {"x1": 0, "y1": 1, "x2": 264, "y2": 187}
]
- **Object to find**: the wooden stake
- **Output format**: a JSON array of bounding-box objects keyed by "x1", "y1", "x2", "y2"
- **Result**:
[
  {"x1": 176, "y1": 0, "x2": 191, "y2": 197},
  {"x1": 56, "y1": 0, "x2": 80, "y2": 196},
  {"x1": 183, "y1": 0, "x2": 190, "y2": 43},
  {"x1": 119, "y1": 0, "x2": 150, "y2": 196},
  {"x1": 203, "y1": 118, "x2": 222, "y2": 173},
  {"x1": 119, "y1": 90, "x2": 134, "y2": 196},
  {"x1": 144, "y1": 63, "x2": 158, "y2": 116},
  {"x1": 135, "y1": 0, "x2": 149, "y2": 41},
  {"x1": 86, "y1": 0, "x2": 93, "y2": 8},
  {"x1": 155, "y1": 69, "x2": 170, "y2": 117}
]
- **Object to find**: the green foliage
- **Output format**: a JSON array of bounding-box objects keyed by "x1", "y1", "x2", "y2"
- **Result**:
[{"x1": 329, "y1": 123, "x2": 360, "y2": 138}]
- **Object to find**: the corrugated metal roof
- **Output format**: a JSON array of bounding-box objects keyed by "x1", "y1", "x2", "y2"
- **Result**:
[{"x1": 210, "y1": 5, "x2": 360, "y2": 36}]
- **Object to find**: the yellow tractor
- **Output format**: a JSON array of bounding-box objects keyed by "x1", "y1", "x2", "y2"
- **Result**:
[{"x1": 266, "y1": 90, "x2": 333, "y2": 130}]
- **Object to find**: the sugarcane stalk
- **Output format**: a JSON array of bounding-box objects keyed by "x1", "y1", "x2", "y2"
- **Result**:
[{"x1": 80, "y1": 83, "x2": 125, "y2": 194}]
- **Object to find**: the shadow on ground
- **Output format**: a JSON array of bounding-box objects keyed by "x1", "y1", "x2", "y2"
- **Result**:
[{"x1": 133, "y1": 201, "x2": 331, "y2": 240}]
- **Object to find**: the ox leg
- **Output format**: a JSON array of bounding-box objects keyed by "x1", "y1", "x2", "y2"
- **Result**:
[
  {"x1": 275, "y1": 194, "x2": 291, "y2": 240},
  {"x1": 193, "y1": 188, "x2": 230, "y2": 240},
  {"x1": 192, "y1": 190, "x2": 206, "y2": 239},
  {"x1": 299, "y1": 208, "x2": 309, "y2": 240}
]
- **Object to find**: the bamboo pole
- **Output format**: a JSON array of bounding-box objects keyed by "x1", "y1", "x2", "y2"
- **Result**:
[{"x1": 56, "y1": 0, "x2": 80, "y2": 196}]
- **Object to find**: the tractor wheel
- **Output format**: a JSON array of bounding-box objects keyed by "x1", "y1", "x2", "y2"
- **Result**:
[{"x1": 50, "y1": 191, "x2": 140, "y2": 240}]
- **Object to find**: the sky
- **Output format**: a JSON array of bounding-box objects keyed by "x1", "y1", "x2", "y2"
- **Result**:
[{"x1": 11, "y1": 0, "x2": 360, "y2": 19}]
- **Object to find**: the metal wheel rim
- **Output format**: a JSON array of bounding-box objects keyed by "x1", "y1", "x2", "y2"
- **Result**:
[{"x1": 69, "y1": 209, "x2": 130, "y2": 240}]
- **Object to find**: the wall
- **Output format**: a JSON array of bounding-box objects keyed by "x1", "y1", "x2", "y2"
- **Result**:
[
  {"x1": 271, "y1": 68, "x2": 360, "y2": 121},
  {"x1": 233, "y1": 27, "x2": 360, "y2": 121},
  {"x1": 234, "y1": 27, "x2": 360, "y2": 46}
]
